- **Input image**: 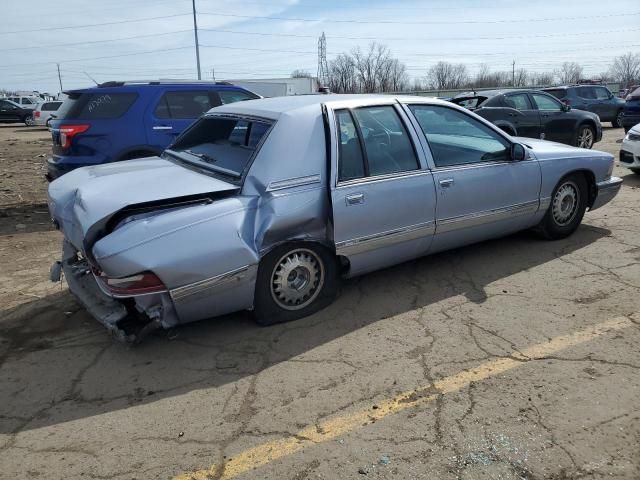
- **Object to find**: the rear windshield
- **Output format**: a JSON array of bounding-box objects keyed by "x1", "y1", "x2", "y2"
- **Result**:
[
  {"x1": 55, "y1": 92, "x2": 137, "y2": 120},
  {"x1": 165, "y1": 116, "x2": 272, "y2": 181},
  {"x1": 451, "y1": 96, "x2": 488, "y2": 110},
  {"x1": 544, "y1": 89, "x2": 567, "y2": 99}
]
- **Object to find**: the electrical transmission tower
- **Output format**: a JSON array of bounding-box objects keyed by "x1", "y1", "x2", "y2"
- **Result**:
[{"x1": 317, "y1": 32, "x2": 329, "y2": 88}]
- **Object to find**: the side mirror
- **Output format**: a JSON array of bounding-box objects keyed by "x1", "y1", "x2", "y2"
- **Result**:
[
  {"x1": 511, "y1": 143, "x2": 526, "y2": 161},
  {"x1": 561, "y1": 103, "x2": 571, "y2": 112}
]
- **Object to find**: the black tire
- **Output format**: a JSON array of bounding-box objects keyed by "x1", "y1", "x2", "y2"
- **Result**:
[
  {"x1": 23, "y1": 114, "x2": 34, "y2": 126},
  {"x1": 630, "y1": 168, "x2": 640, "y2": 175},
  {"x1": 613, "y1": 110, "x2": 624, "y2": 129},
  {"x1": 536, "y1": 173, "x2": 588, "y2": 240},
  {"x1": 575, "y1": 124, "x2": 595, "y2": 149},
  {"x1": 253, "y1": 242, "x2": 339, "y2": 326}
]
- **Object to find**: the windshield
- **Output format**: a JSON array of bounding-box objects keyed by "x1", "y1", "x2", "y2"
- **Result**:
[{"x1": 165, "y1": 115, "x2": 272, "y2": 181}]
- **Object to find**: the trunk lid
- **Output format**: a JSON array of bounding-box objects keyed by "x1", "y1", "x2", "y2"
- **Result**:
[{"x1": 48, "y1": 157, "x2": 239, "y2": 252}]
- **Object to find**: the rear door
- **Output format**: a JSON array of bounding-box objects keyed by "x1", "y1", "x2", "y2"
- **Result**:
[
  {"x1": 503, "y1": 92, "x2": 542, "y2": 138},
  {"x1": 0, "y1": 100, "x2": 21, "y2": 121},
  {"x1": 327, "y1": 101, "x2": 437, "y2": 276},
  {"x1": 573, "y1": 86, "x2": 597, "y2": 114},
  {"x1": 529, "y1": 92, "x2": 574, "y2": 144},
  {"x1": 593, "y1": 87, "x2": 615, "y2": 121},
  {"x1": 146, "y1": 90, "x2": 219, "y2": 150}
]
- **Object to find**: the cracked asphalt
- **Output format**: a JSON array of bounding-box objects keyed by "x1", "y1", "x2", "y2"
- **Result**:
[{"x1": 1, "y1": 126, "x2": 639, "y2": 479}]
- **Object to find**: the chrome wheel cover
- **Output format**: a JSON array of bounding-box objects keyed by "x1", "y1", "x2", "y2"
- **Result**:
[
  {"x1": 552, "y1": 181, "x2": 580, "y2": 226},
  {"x1": 271, "y1": 249, "x2": 324, "y2": 311},
  {"x1": 577, "y1": 127, "x2": 593, "y2": 148}
]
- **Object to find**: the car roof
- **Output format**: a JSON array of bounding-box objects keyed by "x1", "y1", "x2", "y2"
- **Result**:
[
  {"x1": 211, "y1": 93, "x2": 450, "y2": 119},
  {"x1": 63, "y1": 81, "x2": 248, "y2": 95}
]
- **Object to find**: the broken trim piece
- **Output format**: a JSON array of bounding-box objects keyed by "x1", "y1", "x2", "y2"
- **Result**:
[{"x1": 170, "y1": 265, "x2": 252, "y2": 303}]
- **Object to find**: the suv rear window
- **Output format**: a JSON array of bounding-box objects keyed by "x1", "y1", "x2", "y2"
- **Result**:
[
  {"x1": 166, "y1": 116, "x2": 272, "y2": 180},
  {"x1": 56, "y1": 92, "x2": 138, "y2": 120},
  {"x1": 544, "y1": 89, "x2": 566, "y2": 99}
]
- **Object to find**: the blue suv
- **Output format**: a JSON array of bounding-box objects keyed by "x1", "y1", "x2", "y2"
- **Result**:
[{"x1": 47, "y1": 81, "x2": 259, "y2": 180}]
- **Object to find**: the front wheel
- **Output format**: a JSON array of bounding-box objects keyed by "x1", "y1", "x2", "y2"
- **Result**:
[
  {"x1": 536, "y1": 174, "x2": 588, "y2": 240},
  {"x1": 613, "y1": 111, "x2": 624, "y2": 128},
  {"x1": 576, "y1": 125, "x2": 595, "y2": 149},
  {"x1": 253, "y1": 243, "x2": 339, "y2": 326}
]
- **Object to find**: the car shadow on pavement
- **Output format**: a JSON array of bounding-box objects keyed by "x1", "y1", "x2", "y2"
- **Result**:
[{"x1": 0, "y1": 224, "x2": 611, "y2": 434}]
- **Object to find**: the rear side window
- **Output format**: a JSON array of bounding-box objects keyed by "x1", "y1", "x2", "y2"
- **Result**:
[
  {"x1": 335, "y1": 106, "x2": 419, "y2": 181},
  {"x1": 167, "y1": 116, "x2": 272, "y2": 180},
  {"x1": 56, "y1": 92, "x2": 138, "y2": 120},
  {"x1": 544, "y1": 89, "x2": 566, "y2": 99},
  {"x1": 154, "y1": 91, "x2": 213, "y2": 119},
  {"x1": 504, "y1": 93, "x2": 532, "y2": 110},
  {"x1": 42, "y1": 102, "x2": 62, "y2": 111},
  {"x1": 218, "y1": 90, "x2": 259, "y2": 105},
  {"x1": 576, "y1": 87, "x2": 596, "y2": 100}
]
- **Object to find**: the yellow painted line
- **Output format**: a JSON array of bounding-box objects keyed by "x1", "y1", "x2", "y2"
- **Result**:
[{"x1": 175, "y1": 315, "x2": 635, "y2": 480}]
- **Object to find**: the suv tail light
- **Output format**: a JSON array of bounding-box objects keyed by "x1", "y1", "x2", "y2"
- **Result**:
[
  {"x1": 60, "y1": 124, "x2": 90, "y2": 149},
  {"x1": 95, "y1": 271, "x2": 166, "y2": 296},
  {"x1": 34, "y1": 111, "x2": 40, "y2": 118}
]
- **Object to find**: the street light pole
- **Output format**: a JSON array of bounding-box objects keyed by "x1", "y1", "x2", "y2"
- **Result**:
[{"x1": 191, "y1": 0, "x2": 202, "y2": 80}]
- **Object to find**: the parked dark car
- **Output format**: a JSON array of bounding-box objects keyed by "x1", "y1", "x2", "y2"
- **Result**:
[
  {"x1": 0, "y1": 99, "x2": 35, "y2": 125},
  {"x1": 621, "y1": 86, "x2": 640, "y2": 133},
  {"x1": 542, "y1": 85, "x2": 625, "y2": 128},
  {"x1": 47, "y1": 80, "x2": 260, "y2": 180},
  {"x1": 451, "y1": 89, "x2": 602, "y2": 149}
]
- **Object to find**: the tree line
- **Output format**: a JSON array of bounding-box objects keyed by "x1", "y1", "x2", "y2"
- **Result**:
[{"x1": 294, "y1": 44, "x2": 640, "y2": 93}]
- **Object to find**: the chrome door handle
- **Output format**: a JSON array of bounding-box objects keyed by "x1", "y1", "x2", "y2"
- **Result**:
[
  {"x1": 439, "y1": 178, "x2": 454, "y2": 187},
  {"x1": 153, "y1": 125, "x2": 173, "y2": 130},
  {"x1": 345, "y1": 193, "x2": 364, "y2": 205}
]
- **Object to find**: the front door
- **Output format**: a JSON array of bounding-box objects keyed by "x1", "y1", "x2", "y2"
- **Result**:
[
  {"x1": 406, "y1": 104, "x2": 541, "y2": 253},
  {"x1": 530, "y1": 92, "x2": 575, "y2": 145},
  {"x1": 329, "y1": 103, "x2": 437, "y2": 276},
  {"x1": 0, "y1": 101, "x2": 20, "y2": 121}
]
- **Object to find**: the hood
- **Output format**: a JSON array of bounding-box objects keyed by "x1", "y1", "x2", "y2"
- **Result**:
[
  {"x1": 48, "y1": 157, "x2": 239, "y2": 251},
  {"x1": 513, "y1": 136, "x2": 612, "y2": 161}
]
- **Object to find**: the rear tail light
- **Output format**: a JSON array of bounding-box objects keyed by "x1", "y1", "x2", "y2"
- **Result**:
[
  {"x1": 95, "y1": 271, "x2": 167, "y2": 296},
  {"x1": 35, "y1": 111, "x2": 40, "y2": 118},
  {"x1": 59, "y1": 124, "x2": 90, "y2": 149}
]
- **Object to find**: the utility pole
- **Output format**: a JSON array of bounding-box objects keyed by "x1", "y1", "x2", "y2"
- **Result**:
[
  {"x1": 512, "y1": 60, "x2": 515, "y2": 86},
  {"x1": 56, "y1": 63, "x2": 63, "y2": 92},
  {"x1": 191, "y1": 0, "x2": 202, "y2": 80},
  {"x1": 212, "y1": 68, "x2": 215, "y2": 81}
]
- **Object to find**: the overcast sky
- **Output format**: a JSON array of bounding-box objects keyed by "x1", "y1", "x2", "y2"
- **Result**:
[{"x1": 1, "y1": 0, "x2": 638, "y2": 94}]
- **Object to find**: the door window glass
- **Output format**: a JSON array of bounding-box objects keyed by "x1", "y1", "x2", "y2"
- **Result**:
[
  {"x1": 218, "y1": 90, "x2": 258, "y2": 104},
  {"x1": 594, "y1": 87, "x2": 611, "y2": 100},
  {"x1": 576, "y1": 87, "x2": 596, "y2": 100},
  {"x1": 351, "y1": 106, "x2": 419, "y2": 176},
  {"x1": 154, "y1": 91, "x2": 212, "y2": 119},
  {"x1": 504, "y1": 93, "x2": 532, "y2": 110},
  {"x1": 336, "y1": 110, "x2": 365, "y2": 181},
  {"x1": 531, "y1": 93, "x2": 562, "y2": 111},
  {"x1": 409, "y1": 104, "x2": 510, "y2": 168}
]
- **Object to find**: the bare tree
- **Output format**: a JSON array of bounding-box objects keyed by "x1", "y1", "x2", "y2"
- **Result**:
[
  {"x1": 529, "y1": 71, "x2": 555, "y2": 86},
  {"x1": 609, "y1": 52, "x2": 640, "y2": 88},
  {"x1": 513, "y1": 68, "x2": 528, "y2": 87},
  {"x1": 290, "y1": 69, "x2": 313, "y2": 78},
  {"x1": 555, "y1": 62, "x2": 583, "y2": 84},
  {"x1": 328, "y1": 53, "x2": 357, "y2": 93},
  {"x1": 426, "y1": 61, "x2": 468, "y2": 90}
]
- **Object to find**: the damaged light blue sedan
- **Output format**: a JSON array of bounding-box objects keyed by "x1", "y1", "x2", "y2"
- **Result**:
[{"x1": 48, "y1": 95, "x2": 622, "y2": 341}]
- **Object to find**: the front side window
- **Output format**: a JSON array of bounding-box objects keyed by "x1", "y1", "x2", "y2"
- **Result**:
[
  {"x1": 155, "y1": 91, "x2": 213, "y2": 119},
  {"x1": 505, "y1": 93, "x2": 532, "y2": 110},
  {"x1": 531, "y1": 93, "x2": 562, "y2": 111},
  {"x1": 409, "y1": 105, "x2": 510, "y2": 168},
  {"x1": 576, "y1": 87, "x2": 596, "y2": 100},
  {"x1": 218, "y1": 90, "x2": 258, "y2": 105},
  {"x1": 166, "y1": 116, "x2": 272, "y2": 180},
  {"x1": 594, "y1": 87, "x2": 611, "y2": 100}
]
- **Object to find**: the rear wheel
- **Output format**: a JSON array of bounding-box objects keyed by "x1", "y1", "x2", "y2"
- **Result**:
[
  {"x1": 576, "y1": 125, "x2": 595, "y2": 149},
  {"x1": 536, "y1": 173, "x2": 588, "y2": 240},
  {"x1": 253, "y1": 243, "x2": 339, "y2": 326},
  {"x1": 613, "y1": 110, "x2": 624, "y2": 128},
  {"x1": 23, "y1": 114, "x2": 34, "y2": 126}
]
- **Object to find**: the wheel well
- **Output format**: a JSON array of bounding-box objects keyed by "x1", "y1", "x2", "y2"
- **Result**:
[
  {"x1": 578, "y1": 120, "x2": 596, "y2": 133},
  {"x1": 564, "y1": 169, "x2": 596, "y2": 208}
]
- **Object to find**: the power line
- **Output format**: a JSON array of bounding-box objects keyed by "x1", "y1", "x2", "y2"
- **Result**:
[
  {"x1": 198, "y1": 11, "x2": 639, "y2": 25},
  {"x1": 0, "y1": 13, "x2": 191, "y2": 35}
]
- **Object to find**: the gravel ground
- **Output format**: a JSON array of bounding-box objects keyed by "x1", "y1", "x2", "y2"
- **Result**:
[{"x1": 0, "y1": 125, "x2": 638, "y2": 480}]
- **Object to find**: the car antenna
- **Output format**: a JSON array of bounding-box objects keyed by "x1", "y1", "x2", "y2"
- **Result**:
[{"x1": 83, "y1": 71, "x2": 99, "y2": 86}]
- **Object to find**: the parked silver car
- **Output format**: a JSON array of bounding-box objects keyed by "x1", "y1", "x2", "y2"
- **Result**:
[
  {"x1": 48, "y1": 94, "x2": 622, "y2": 341},
  {"x1": 33, "y1": 100, "x2": 63, "y2": 127}
]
